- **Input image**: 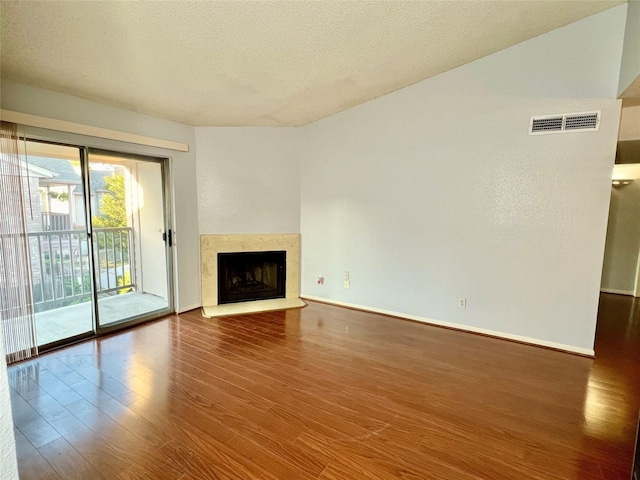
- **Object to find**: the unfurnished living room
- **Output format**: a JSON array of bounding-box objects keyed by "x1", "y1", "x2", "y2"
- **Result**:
[{"x1": 1, "y1": 1, "x2": 640, "y2": 479}]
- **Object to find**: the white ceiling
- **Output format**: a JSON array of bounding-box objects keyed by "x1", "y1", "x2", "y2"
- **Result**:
[{"x1": 0, "y1": 0, "x2": 628, "y2": 127}]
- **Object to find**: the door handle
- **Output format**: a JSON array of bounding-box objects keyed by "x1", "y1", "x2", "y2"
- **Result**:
[{"x1": 162, "y1": 229, "x2": 173, "y2": 247}]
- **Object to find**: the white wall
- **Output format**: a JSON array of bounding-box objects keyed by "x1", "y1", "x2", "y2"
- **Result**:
[
  {"x1": 299, "y1": 6, "x2": 626, "y2": 354},
  {"x1": 619, "y1": 0, "x2": 640, "y2": 96},
  {"x1": 601, "y1": 165, "x2": 640, "y2": 295},
  {"x1": 0, "y1": 80, "x2": 200, "y2": 311},
  {"x1": 196, "y1": 127, "x2": 300, "y2": 234},
  {"x1": 0, "y1": 336, "x2": 19, "y2": 480},
  {"x1": 451, "y1": 4, "x2": 625, "y2": 100}
]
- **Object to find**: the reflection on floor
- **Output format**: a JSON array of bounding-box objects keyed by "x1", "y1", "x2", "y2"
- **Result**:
[
  {"x1": 589, "y1": 293, "x2": 640, "y2": 478},
  {"x1": 35, "y1": 292, "x2": 168, "y2": 345}
]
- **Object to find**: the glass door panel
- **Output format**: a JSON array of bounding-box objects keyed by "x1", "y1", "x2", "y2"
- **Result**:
[
  {"x1": 20, "y1": 140, "x2": 94, "y2": 347},
  {"x1": 87, "y1": 150, "x2": 170, "y2": 328}
]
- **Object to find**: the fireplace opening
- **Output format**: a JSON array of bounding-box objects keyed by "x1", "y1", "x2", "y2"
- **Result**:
[{"x1": 217, "y1": 251, "x2": 286, "y2": 304}]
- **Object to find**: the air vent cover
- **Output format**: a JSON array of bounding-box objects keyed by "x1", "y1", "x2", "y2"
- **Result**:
[
  {"x1": 529, "y1": 111, "x2": 600, "y2": 135},
  {"x1": 531, "y1": 116, "x2": 563, "y2": 133},
  {"x1": 564, "y1": 113, "x2": 599, "y2": 130}
]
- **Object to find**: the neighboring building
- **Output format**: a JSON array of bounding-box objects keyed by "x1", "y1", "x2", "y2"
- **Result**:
[
  {"x1": 26, "y1": 156, "x2": 80, "y2": 231},
  {"x1": 23, "y1": 156, "x2": 115, "y2": 232}
]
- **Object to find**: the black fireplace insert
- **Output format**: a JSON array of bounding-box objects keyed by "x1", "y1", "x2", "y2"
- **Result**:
[{"x1": 217, "y1": 251, "x2": 286, "y2": 304}]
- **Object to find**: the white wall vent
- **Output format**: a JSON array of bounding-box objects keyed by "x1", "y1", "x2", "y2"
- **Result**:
[
  {"x1": 529, "y1": 111, "x2": 600, "y2": 135},
  {"x1": 530, "y1": 116, "x2": 563, "y2": 133},
  {"x1": 564, "y1": 112, "x2": 599, "y2": 130}
]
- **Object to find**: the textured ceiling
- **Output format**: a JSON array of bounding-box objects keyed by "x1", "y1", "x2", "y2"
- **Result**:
[{"x1": 0, "y1": 0, "x2": 627, "y2": 127}]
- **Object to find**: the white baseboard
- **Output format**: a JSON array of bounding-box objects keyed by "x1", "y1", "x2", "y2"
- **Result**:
[
  {"x1": 176, "y1": 303, "x2": 201, "y2": 314},
  {"x1": 301, "y1": 295, "x2": 595, "y2": 357},
  {"x1": 600, "y1": 288, "x2": 634, "y2": 296}
]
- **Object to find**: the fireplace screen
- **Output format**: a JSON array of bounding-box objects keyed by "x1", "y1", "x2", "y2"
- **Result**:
[{"x1": 217, "y1": 251, "x2": 286, "y2": 304}]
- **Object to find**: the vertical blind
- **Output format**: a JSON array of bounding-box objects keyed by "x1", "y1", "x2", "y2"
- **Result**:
[{"x1": 0, "y1": 121, "x2": 38, "y2": 363}]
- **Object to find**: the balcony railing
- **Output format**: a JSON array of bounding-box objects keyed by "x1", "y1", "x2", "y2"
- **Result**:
[
  {"x1": 41, "y1": 212, "x2": 71, "y2": 231},
  {"x1": 28, "y1": 227, "x2": 135, "y2": 312}
]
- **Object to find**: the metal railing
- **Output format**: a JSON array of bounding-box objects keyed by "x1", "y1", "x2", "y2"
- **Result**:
[
  {"x1": 27, "y1": 227, "x2": 135, "y2": 312},
  {"x1": 41, "y1": 213, "x2": 71, "y2": 231},
  {"x1": 92, "y1": 228, "x2": 135, "y2": 294}
]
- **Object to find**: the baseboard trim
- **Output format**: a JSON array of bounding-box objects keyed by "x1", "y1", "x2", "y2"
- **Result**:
[
  {"x1": 301, "y1": 295, "x2": 595, "y2": 357},
  {"x1": 177, "y1": 304, "x2": 201, "y2": 314},
  {"x1": 600, "y1": 288, "x2": 634, "y2": 296}
]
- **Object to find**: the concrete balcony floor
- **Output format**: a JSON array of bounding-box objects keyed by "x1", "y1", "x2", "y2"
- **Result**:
[{"x1": 35, "y1": 292, "x2": 168, "y2": 346}]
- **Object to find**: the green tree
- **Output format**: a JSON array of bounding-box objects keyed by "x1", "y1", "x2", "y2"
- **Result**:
[
  {"x1": 92, "y1": 174, "x2": 129, "y2": 267},
  {"x1": 92, "y1": 174, "x2": 126, "y2": 228},
  {"x1": 47, "y1": 191, "x2": 69, "y2": 201}
]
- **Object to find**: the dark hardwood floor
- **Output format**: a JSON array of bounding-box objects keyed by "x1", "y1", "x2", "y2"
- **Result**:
[{"x1": 8, "y1": 294, "x2": 640, "y2": 479}]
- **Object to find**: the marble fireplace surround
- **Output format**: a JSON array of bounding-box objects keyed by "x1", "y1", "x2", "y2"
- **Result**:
[{"x1": 200, "y1": 234, "x2": 301, "y2": 310}]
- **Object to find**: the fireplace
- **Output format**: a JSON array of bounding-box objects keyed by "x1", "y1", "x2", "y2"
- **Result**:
[
  {"x1": 217, "y1": 251, "x2": 286, "y2": 304},
  {"x1": 200, "y1": 234, "x2": 300, "y2": 308}
]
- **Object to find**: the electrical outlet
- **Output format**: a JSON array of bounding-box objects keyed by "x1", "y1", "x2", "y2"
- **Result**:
[
  {"x1": 344, "y1": 271, "x2": 350, "y2": 289},
  {"x1": 458, "y1": 298, "x2": 466, "y2": 309}
]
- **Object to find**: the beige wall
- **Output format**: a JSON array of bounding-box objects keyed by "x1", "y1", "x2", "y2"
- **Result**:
[{"x1": 619, "y1": 106, "x2": 640, "y2": 142}]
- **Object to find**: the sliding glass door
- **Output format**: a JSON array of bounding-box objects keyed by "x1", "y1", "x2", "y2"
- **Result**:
[
  {"x1": 87, "y1": 149, "x2": 171, "y2": 329},
  {"x1": 20, "y1": 141, "x2": 94, "y2": 347},
  {"x1": 17, "y1": 140, "x2": 172, "y2": 348}
]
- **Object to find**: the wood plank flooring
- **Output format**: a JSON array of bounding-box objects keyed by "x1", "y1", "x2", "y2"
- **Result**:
[{"x1": 8, "y1": 294, "x2": 640, "y2": 479}]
